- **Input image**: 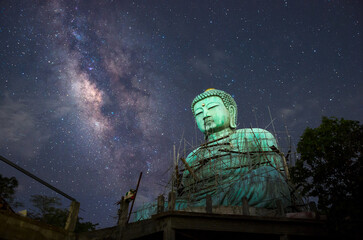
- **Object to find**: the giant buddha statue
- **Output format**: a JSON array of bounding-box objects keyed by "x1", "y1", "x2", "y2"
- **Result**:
[
  {"x1": 135, "y1": 89, "x2": 291, "y2": 220},
  {"x1": 175, "y1": 88, "x2": 291, "y2": 209}
]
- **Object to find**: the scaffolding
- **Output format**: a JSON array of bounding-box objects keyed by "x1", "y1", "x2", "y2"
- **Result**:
[{"x1": 132, "y1": 127, "x2": 306, "y2": 222}]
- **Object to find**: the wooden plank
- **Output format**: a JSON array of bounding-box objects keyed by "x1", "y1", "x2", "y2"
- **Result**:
[
  {"x1": 180, "y1": 157, "x2": 199, "y2": 181},
  {"x1": 118, "y1": 197, "x2": 129, "y2": 226},
  {"x1": 168, "y1": 192, "x2": 176, "y2": 211},
  {"x1": 64, "y1": 201, "x2": 80, "y2": 232},
  {"x1": 157, "y1": 195, "x2": 165, "y2": 213},
  {"x1": 127, "y1": 172, "x2": 143, "y2": 223}
]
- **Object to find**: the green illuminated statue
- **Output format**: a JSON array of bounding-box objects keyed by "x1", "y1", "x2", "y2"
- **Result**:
[
  {"x1": 135, "y1": 89, "x2": 291, "y2": 220},
  {"x1": 176, "y1": 88, "x2": 291, "y2": 209}
]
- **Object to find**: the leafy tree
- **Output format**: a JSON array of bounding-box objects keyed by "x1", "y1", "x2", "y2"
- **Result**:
[
  {"x1": 0, "y1": 174, "x2": 23, "y2": 208},
  {"x1": 30, "y1": 194, "x2": 62, "y2": 217},
  {"x1": 29, "y1": 195, "x2": 98, "y2": 232},
  {"x1": 290, "y1": 116, "x2": 362, "y2": 236}
]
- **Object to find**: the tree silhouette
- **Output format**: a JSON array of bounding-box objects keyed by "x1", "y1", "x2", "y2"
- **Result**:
[
  {"x1": 29, "y1": 194, "x2": 98, "y2": 232},
  {"x1": 0, "y1": 174, "x2": 23, "y2": 209},
  {"x1": 291, "y1": 116, "x2": 362, "y2": 237}
]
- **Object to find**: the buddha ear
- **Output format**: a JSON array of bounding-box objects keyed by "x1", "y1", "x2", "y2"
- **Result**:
[{"x1": 228, "y1": 105, "x2": 237, "y2": 128}]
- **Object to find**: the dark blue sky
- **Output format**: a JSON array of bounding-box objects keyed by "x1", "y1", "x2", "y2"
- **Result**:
[{"x1": 0, "y1": 0, "x2": 361, "y2": 227}]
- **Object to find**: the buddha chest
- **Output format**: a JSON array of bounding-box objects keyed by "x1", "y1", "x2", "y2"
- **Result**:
[{"x1": 180, "y1": 129, "x2": 284, "y2": 198}]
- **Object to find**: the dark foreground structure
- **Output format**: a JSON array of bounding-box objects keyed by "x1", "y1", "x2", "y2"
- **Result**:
[
  {"x1": 1, "y1": 208, "x2": 329, "y2": 240},
  {"x1": 81, "y1": 211, "x2": 328, "y2": 240}
]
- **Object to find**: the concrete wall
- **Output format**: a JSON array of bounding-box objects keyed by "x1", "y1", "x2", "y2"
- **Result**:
[
  {"x1": 0, "y1": 211, "x2": 75, "y2": 240},
  {"x1": 77, "y1": 226, "x2": 120, "y2": 240}
]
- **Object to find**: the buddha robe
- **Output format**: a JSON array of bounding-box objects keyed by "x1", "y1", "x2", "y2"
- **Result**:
[{"x1": 176, "y1": 128, "x2": 291, "y2": 209}]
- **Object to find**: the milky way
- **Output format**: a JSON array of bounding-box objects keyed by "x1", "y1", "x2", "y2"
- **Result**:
[{"x1": 0, "y1": 1, "x2": 361, "y2": 227}]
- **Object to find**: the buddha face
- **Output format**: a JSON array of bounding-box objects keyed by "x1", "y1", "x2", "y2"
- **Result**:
[{"x1": 193, "y1": 96, "x2": 231, "y2": 134}]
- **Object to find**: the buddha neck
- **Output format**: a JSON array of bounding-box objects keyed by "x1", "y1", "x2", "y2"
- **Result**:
[{"x1": 206, "y1": 128, "x2": 234, "y2": 141}]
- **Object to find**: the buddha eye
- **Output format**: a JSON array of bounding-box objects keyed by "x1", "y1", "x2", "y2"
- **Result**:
[
  {"x1": 195, "y1": 111, "x2": 203, "y2": 116},
  {"x1": 208, "y1": 104, "x2": 218, "y2": 110}
]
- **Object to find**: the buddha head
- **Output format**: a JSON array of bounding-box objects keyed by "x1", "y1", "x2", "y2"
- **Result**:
[{"x1": 191, "y1": 89, "x2": 237, "y2": 136}]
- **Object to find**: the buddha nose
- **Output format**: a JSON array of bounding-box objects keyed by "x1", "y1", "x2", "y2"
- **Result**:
[{"x1": 203, "y1": 109, "x2": 210, "y2": 119}]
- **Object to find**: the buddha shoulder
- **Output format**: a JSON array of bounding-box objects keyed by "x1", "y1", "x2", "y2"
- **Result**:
[
  {"x1": 234, "y1": 128, "x2": 275, "y2": 138},
  {"x1": 233, "y1": 128, "x2": 278, "y2": 150},
  {"x1": 185, "y1": 147, "x2": 201, "y2": 163}
]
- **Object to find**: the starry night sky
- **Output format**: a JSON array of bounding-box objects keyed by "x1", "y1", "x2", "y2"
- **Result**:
[{"x1": 0, "y1": 0, "x2": 361, "y2": 228}]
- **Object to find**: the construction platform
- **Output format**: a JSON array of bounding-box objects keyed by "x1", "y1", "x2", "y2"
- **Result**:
[{"x1": 78, "y1": 211, "x2": 329, "y2": 240}]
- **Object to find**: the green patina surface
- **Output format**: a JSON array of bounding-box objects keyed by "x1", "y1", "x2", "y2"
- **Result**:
[
  {"x1": 135, "y1": 89, "x2": 291, "y2": 220},
  {"x1": 177, "y1": 128, "x2": 290, "y2": 209}
]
